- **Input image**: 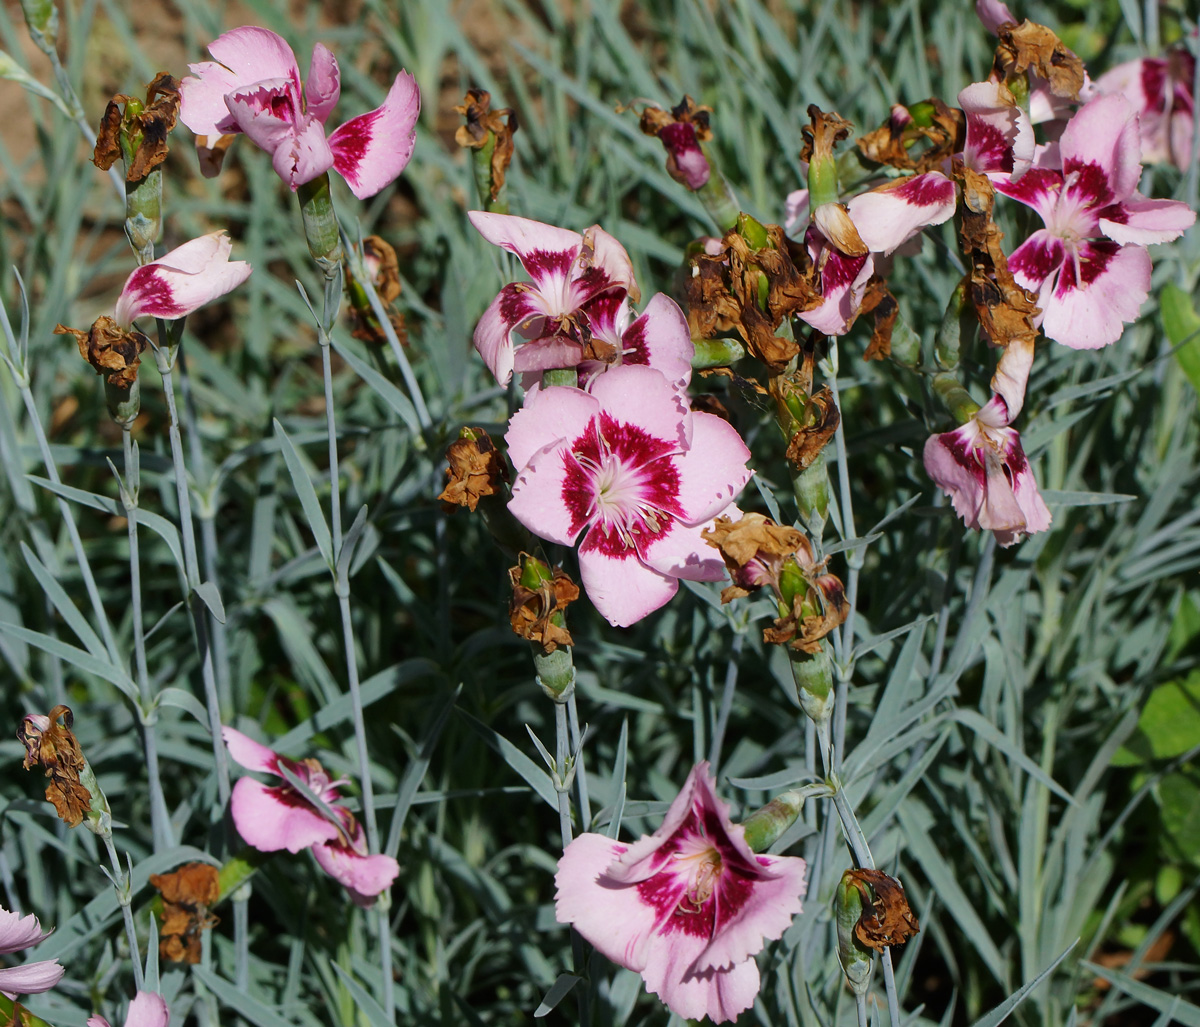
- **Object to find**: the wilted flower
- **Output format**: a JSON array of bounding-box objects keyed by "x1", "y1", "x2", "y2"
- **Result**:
[
  {"x1": 18, "y1": 705, "x2": 96, "y2": 829},
  {"x1": 222, "y1": 728, "x2": 399, "y2": 906},
  {"x1": 149, "y1": 862, "x2": 220, "y2": 964},
  {"x1": 996, "y1": 94, "x2": 1195, "y2": 349},
  {"x1": 508, "y1": 555, "x2": 579, "y2": 653},
  {"x1": 438, "y1": 427, "x2": 507, "y2": 513},
  {"x1": 87, "y1": 991, "x2": 170, "y2": 1027},
  {"x1": 505, "y1": 365, "x2": 751, "y2": 627},
  {"x1": 92, "y1": 72, "x2": 181, "y2": 182},
  {"x1": 0, "y1": 906, "x2": 65, "y2": 998},
  {"x1": 555, "y1": 762, "x2": 807, "y2": 1024},
  {"x1": 179, "y1": 26, "x2": 419, "y2": 198},
  {"x1": 839, "y1": 868, "x2": 921, "y2": 951},
  {"x1": 639, "y1": 95, "x2": 713, "y2": 190}
]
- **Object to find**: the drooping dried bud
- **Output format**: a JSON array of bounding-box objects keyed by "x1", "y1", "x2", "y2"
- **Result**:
[
  {"x1": 835, "y1": 870, "x2": 874, "y2": 995},
  {"x1": 150, "y1": 862, "x2": 221, "y2": 964},
  {"x1": 857, "y1": 98, "x2": 962, "y2": 173},
  {"x1": 17, "y1": 706, "x2": 101, "y2": 830},
  {"x1": 640, "y1": 95, "x2": 714, "y2": 191},
  {"x1": 455, "y1": 88, "x2": 518, "y2": 207},
  {"x1": 508, "y1": 556, "x2": 579, "y2": 654},
  {"x1": 781, "y1": 385, "x2": 840, "y2": 475},
  {"x1": 438, "y1": 428, "x2": 508, "y2": 513},
  {"x1": 841, "y1": 868, "x2": 921, "y2": 950},
  {"x1": 55, "y1": 316, "x2": 149, "y2": 390},
  {"x1": 92, "y1": 73, "x2": 180, "y2": 181},
  {"x1": 993, "y1": 20, "x2": 1085, "y2": 101},
  {"x1": 702, "y1": 512, "x2": 809, "y2": 602},
  {"x1": 345, "y1": 235, "x2": 407, "y2": 346},
  {"x1": 860, "y1": 278, "x2": 899, "y2": 362}
]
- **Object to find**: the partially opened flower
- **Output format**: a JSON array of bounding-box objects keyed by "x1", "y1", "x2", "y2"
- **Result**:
[
  {"x1": 505, "y1": 364, "x2": 751, "y2": 627},
  {"x1": 575, "y1": 292, "x2": 694, "y2": 393},
  {"x1": 222, "y1": 728, "x2": 399, "y2": 906},
  {"x1": 995, "y1": 94, "x2": 1195, "y2": 349},
  {"x1": 1094, "y1": 46, "x2": 1195, "y2": 170},
  {"x1": 88, "y1": 991, "x2": 169, "y2": 1027},
  {"x1": 0, "y1": 906, "x2": 65, "y2": 998},
  {"x1": 555, "y1": 762, "x2": 807, "y2": 1024},
  {"x1": 179, "y1": 26, "x2": 419, "y2": 198},
  {"x1": 470, "y1": 211, "x2": 639, "y2": 385}
]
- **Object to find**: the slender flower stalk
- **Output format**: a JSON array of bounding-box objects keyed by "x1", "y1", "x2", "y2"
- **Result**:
[{"x1": 100, "y1": 833, "x2": 145, "y2": 991}]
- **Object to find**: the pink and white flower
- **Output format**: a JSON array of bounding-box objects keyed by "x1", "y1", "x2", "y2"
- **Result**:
[
  {"x1": 115, "y1": 233, "x2": 252, "y2": 326},
  {"x1": 88, "y1": 991, "x2": 170, "y2": 1027},
  {"x1": 470, "y1": 212, "x2": 640, "y2": 386},
  {"x1": 995, "y1": 94, "x2": 1195, "y2": 349},
  {"x1": 924, "y1": 338, "x2": 1051, "y2": 547},
  {"x1": 505, "y1": 364, "x2": 751, "y2": 627},
  {"x1": 0, "y1": 906, "x2": 65, "y2": 998},
  {"x1": 1094, "y1": 46, "x2": 1196, "y2": 170},
  {"x1": 222, "y1": 728, "x2": 399, "y2": 906},
  {"x1": 555, "y1": 762, "x2": 807, "y2": 1023},
  {"x1": 958, "y1": 80, "x2": 1034, "y2": 179},
  {"x1": 573, "y1": 292, "x2": 695, "y2": 392},
  {"x1": 179, "y1": 26, "x2": 419, "y2": 198}
]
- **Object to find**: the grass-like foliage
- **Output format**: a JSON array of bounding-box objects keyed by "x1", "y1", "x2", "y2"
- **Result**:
[{"x1": 0, "y1": 0, "x2": 1198, "y2": 1025}]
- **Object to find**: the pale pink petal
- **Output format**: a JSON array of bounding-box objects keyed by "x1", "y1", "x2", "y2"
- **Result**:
[
  {"x1": 1098, "y1": 196, "x2": 1195, "y2": 245},
  {"x1": 312, "y1": 842, "x2": 399, "y2": 904},
  {"x1": 639, "y1": 519, "x2": 727, "y2": 582},
  {"x1": 511, "y1": 336, "x2": 586, "y2": 374},
  {"x1": 328, "y1": 71, "x2": 420, "y2": 199},
  {"x1": 125, "y1": 991, "x2": 170, "y2": 1027},
  {"x1": 468, "y1": 212, "x2": 583, "y2": 277},
  {"x1": 587, "y1": 365, "x2": 690, "y2": 451},
  {"x1": 644, "y1": 955, "x2": 759, "y2": 1025},
  {"x1": 846, "y1": 172, "x2": 955, "y2": 254},
  {"x1": 305, "y1": 44, "x2": 341, "y2": 124},
  {"x1": 0, "y1": 959, "x2": 65, "y2": 995},
  {"x1": 658, "y1": 122, "x2": 710, "y2": 189},
  {"x1": 178, "y1": 62, "x2": 243, "y2": 137},
  {"x1": 1040, "y1": 241, "x2": 1150, "y2": 349},
  {"x1": 1058, "y1": 95, "x2": 1141, "y2": 203},
  {"x1": 473, "y1": 287, "x2": 532, "y2": 386},
  {"x1": 670, "y1": 414, "x2": 752, "y2": 524},
  {"x1": 797, "y1": 249, "x2": 873, "y2": 335},
  {"x1": 784, "y1": 187, "x2": 810, "y2": 234},
  {"x1": 1007, "y1": 228, "x2": 1064, "y2": 293},
  {"x1": 207, "y1": 26, "x2": 301, "y2": 86},
  {"x1": 976, "y1": 0, "x2": 1017, "y2": 33},
  {"x1": 622, "y1": 294, "x2": 694, "y2": 388},
  {"x1": 990, "y1": 341, "x2": 1034, "y2": 422},
  {"x1": 577, "y1": 543, "x2": 679, "y2": 627},
  {"x1": 229, "y1": 777, "x2": 340, "y2": 854},
  {"x1": 583, "y1": 226, "x2": 640, "y2": 304},
  {"x1": 1008, "y1": 460, "x2": 1052, "y2": 541},
  {"x1": 505, "y1": 384, "x2": 598, "y2": 471},
  {"x1": 994, "y1": 167, "x2": 1063, "y2": 223},
  {"x1": 959, "y1": 80, "x2": 1034, "y2": 176},
  {"x1": 607, "y1": 763, "x2": 710, "y2": 883},
  {"x1": 221, "y1": 726, "x2": 280, "y2": 774},
  {"x1": 0, "y1": 909, "x2": 50, "y2": 953},
  {"x1": 924, "y1": 424, "x2": 988, "y2": 528},
  {"x1": 115, "y1": 233, "x2": 252, "y2": 325},
  {"x1": 87, "y1": 1018, "x2": 113, "y2": 1027},
  {"x1": 1093, "y1": 59, "x2": 1148, "y2": 111},
  {"x1": 225, "y1": 81, "x2": 334, "y2": 189},
  {"x1": 508, "y1": 443, "x2": 582, "y2": 547}
]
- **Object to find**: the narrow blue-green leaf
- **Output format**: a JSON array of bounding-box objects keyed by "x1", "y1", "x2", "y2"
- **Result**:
[
  {"x1": 1080, "y1": 964, "x2": 1200, "y2": 1026},
  {"x1": 0, "y1": 621, "x2": 137, "y2": 702},
  {"x1": 457, "y1": 710, "x2": 557, "y2": 809},
  {"x1": 330, "y1": 338, "x2": 422, "y2": 437},
  {"x1": 20, "y1": 542, "x2": 106, "y2": 660},
  {"x1": 273, "y1": 418, "x2": 332, "y2": 569},
  {"x1": 950, "y1": 710, "x2": 1076, "y2": 804},
  {"x1": 193, "y1": 581, "x2": 226, "y2": 624},
  {"x1": 534, "y1": 974, "x2": 581, "y2": 1017},
  {"x1": 155, "y1": 687, "x2": 210, "y2": 726},
  {"x1": 1040, "y1": 490, "x2": 1137, "y2": 508},
  {"x1": 330, "y1": 963, "x2": 392, "y2": 1027},
  {"x1": 192, "y1": 966, "x2": 296, "y2": 1027}
]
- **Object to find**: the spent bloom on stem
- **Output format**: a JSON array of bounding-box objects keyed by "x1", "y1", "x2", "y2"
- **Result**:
[
  {"x1": 505, "y1": 364, "x2": 751, "y2": 627},
  {"x1": 995, "y1": 94, "x2": 1195, "y2": 349},
  {"x1": 556, "y1": 762, "x2": 807, "y2": 1023},
  {"x1": 0, "y1": 906, "x2": 65, "y2": 998},
  {"x1": 179, "y1": 26, "x2": 419, "y2": 198},
  {"x1": 470, "y1": 211, "x2": 640, "y2": 386},
  {"x1": 223, "y1": 728, "x2": 399, "y2": 906},
  {"x1": 88, "y1": 991, "x2": 169, "y2": 1027}
]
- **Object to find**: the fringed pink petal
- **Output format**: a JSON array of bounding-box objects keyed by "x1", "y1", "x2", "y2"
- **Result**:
[{"x1": 328, "y1": 71, "x2": 420, "y2": 199}]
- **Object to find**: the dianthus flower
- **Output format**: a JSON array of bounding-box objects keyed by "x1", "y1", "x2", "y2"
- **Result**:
[
  {"x1": 88, "y1": 991, "x2": 169, "y2": 1027},
  {"x1": 555, "y1": 762, "x2": 807, "y2": 1023},
  {"x1": 222, "y1": 728, "x2": 399, "y2": 906},
  {"x1": 469, "y1": 212, "x2": 639, "y2": 386},
  {"x1": 995, "y1": 94, "x2": 1195, "y2": 349},
  {"x1": 179, "y1": 26, "x2": 419, "y2": 198},
  {"x1": 505, "y1": 364, "x2": 750, "y2": 627},
  {"x1": 1094, "y1": 43, "x2": 1196, "y2": 170},
  {"x1": 0, "y1": 906, "x2": 65, "y2": 998}
]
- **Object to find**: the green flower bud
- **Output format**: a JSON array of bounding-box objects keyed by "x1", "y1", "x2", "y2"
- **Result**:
[
  {"x1": 741, "y1": 790, "x2": 804, "y2": 852},
  {"x1": 297, "y1": 173, "x2": 344, "y2": 278},
  {"x1": 690, "y1": 336, "x2": 745, "y2": 369},
  {"x1": 792, "y1": 645, "x2": 833, "y2": 725},
  {"x1": 836, "y1": 871, "x2": 874, "y2": 996}
]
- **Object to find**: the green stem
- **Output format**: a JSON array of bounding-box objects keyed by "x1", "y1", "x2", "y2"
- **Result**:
[{"x1": 101, "y1": 832, "x2": 145, "y2": 990}]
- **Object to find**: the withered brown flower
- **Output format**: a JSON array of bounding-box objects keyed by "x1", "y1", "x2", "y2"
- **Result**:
[
  {"x1": 54, "y1": 316, "x2": 149, "y2": 390},
  {"x1": 842, "y1": 868, "x2": 921, "y2": 950},
  {"x1": 345, "y1": 235, "x2": 407, "y2": 346},
  {"x1": 455, "y1": 88, "x2": 519, "y2": 202},
  {"x1": 857, "y1": 99, "x2": 963, "y2": 174},
  {"x1": 508, "y1": 561, "x2": 579, "y2": 653},
  {"x1": 993, "y1": 20, "x2": 1086, "y2": 102},
  {"x1": 702, "y1": 512, "x2": 808, "y2": 603},
  {"x1": 17, "y1": 705, "x2": 92, "y2": 828},
  {"x1": 639, "y1": 95, "x2": 713, "y2": 190},
  {"x1": 438, "y1": 428, "x2": 508, "y2": 513},
  {"x1": 93, "y1": 72, "x2": 181, "y2": 181},
  {"x1": 150, "y1": 862, "x2": 220, "y2": 964}
]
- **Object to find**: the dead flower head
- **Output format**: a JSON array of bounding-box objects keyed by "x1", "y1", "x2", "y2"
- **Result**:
[
  {"x1": 455, "y1": 88, "x2": 518, "y2": 202},
  {"x1": 150, "y1": 862, "x2": 220, "y2": 964},
  {"x1": 841, "y1": 868, "x2": 921, "y2": 950},
  {"x1": 55, "y1": 316, "x2": 150, "y2": 390},
  {"x1": 702, "y1": 512, "x2": 809, "y2": 603},
  {"x1": 345, "y1": 235, "x2": 407, "y2": 346},
  {"x1": 993, "y1": 19, "x2": 1086, "y2": 102},
  {"x1": 18, "y1": 705, "x2": 94, "y2": 829},
  {"x1": 93, "y1": 72, "x2": 181, "y2": 181},
  {"x1": 639, "y1": 95, "x2": 713, "y2": 190},
  {"x1": 438, "y1": 427, "x2": 508, "y2": 513},
  {"x1": 509, "y1": 558, "x2": 579, "y2": 653}
]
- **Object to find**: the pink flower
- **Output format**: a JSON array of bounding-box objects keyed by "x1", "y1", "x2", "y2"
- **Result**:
[
  {"x1": 179, "y1": 26, "x2": 419, "y2": 198},
  {"x1": 470, "y1": 212, "x2": 639, "y2": 386},
  {"x1": 0, "y1": 906, "x2": 65, "y2": 998},
  {"x1": 505, "y1": 365, "x2": 751, "y2": 627},
  {"x1": 555, "y1": 762, "x2": 807, "y2": 1024},
  {"x1": 1094, "y1": 46, "x2": 1196, "y2": 170},
  {"x1": 115, "y1": 233, "x2": 252, "y2": 326},
  {"x1": 573, "y1": 292, "x2": 695, "y2": 393},
  {"x1": 995, "y1": 95, "x2": 1195, "y2": 349},
  {"x1": 222, "y1": 728, "x2": 399, "y2": 906},
  {"x1": 924, "y1": 339, "x2": 1051, "y2": 548},
  {"x1": 88, "y1": 991, "x2": 170, "y2": 1027},
  {"x1": 958, "y1": 80, "x2": 1034, "y2": 178}
]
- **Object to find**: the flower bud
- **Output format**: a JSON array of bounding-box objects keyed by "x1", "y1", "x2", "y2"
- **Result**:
[
  {"x1": 836, "y1": 871, "x2": 874, "y2": 996},
  {"x1": 690, "y1": 336, "x2": 745, "y2": 369},
  {"x1": 741, "y1": 790, "x2": 804, "y2": 852},
  {"x1": 297, "y1": 173, "x2": 344, "y2": 278},
  {"x1": 20, "y1": 0, "x2": 57, "y2": 51},
  {"x1": 792, "y1": 645, "x2": 833, "y2": 726},
  {"x1": 104, "y1": 376, "x2": 141, "y2": 427}
]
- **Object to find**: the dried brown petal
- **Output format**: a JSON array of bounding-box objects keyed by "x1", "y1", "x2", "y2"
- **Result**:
[
  {"x1": 92, "y1": 98, "x2": 125, "y2": 171},
  {"x1": 799, "y1": 105, "x2": 853, "y2": 166},
  {"x1": 703, "y1": 512, "x2": 810, "y2": 603},
  {"x1": 17, "y1": 705, "x2": 91, "y2": 828},
  {"x1": 92, "y1": 73, "x2": 180, "y2": 181},
  {"x1": 860, "y1": 278, "x2": 899, "y2": 361},
  {"x1": 195, "y1": 134, "x2": 237, "y2": 178},
  {"x1": 346, "y1": 236, "x2": 407, "y2": 346},
  {"x1": 994, "y1": 21, "x2": 1085, "y2": 100},
  {"x1": 857, "y1": 100, "x2": 963, "y2": 173},
  {"x1": 150, "y1": 862, "x2": 221, "y2": 964},
  {"x1": 55, "y1": 316, "x2": 149, "y2": 389},
  {"x1": 784, "y1": 386, "x2": 840, "y2": 473},
  {"x1": 508, "y1": 563, "x2": 579, "y2": 652},
  {"x1": 843, "y1": 869, "x2": 921, "y2": 950},
  {"x1": 438, "y1": 429, "x2": 508, "y2": 513},
  {"x1": 455, "y1": 88, "x2": 519, "y2": 202}
]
